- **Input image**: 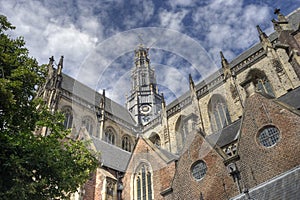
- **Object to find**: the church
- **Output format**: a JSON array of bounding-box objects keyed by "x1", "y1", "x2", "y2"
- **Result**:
[{"x1": 39, "y1": 8, "x2": 300, "y2": 200}]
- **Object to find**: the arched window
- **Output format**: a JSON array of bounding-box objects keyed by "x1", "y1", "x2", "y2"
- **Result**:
[
  {"x1": 82, "y1": 116, "x2": 94, "y2": 135},
  {"x1": 246, "y1": 69, "x2": 275, "y2": 97},
  {"x1": 175, "y1": 115, "x2": 186, "y2": 153},
  {"x1": 62, "y1": 107, "x2": 73, "y2": 129},
  {"x1": 105, "y1": 128, "x2": 115, "y2": 145},
  {"x1": 122, "y1": 135, "x2": 131, "y2": 152},
  {"x1": 149, "y1": 133, "x2": 161, "y2": 147},
  {"x1": 135, "y1": 164, "x2": 153, "y2": 200},
  {"x1": 208, "y1": 94, "x2": 231, "y2": 132}
]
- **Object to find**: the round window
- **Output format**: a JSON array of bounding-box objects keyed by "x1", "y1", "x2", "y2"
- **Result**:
[
  {"x1": 191, "y1": 160, "x2": 207, "y2": 180},
  {"x1": 258, "y1": 126, "x2": 280, "y2": 147}
]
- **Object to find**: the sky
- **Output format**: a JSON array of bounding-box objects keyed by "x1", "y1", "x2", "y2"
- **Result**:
[{"x1": 0, "y1": 0, "x2": 299, "y2": 106}]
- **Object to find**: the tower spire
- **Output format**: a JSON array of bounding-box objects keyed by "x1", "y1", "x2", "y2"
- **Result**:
[{"x1": 127, "y1": 44, "x2": 163, "y2": 125}]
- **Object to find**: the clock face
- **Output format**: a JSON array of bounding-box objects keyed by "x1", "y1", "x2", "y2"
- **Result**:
[{"x1": 140, "y1": 105, "x2": 151, "y2": 114}]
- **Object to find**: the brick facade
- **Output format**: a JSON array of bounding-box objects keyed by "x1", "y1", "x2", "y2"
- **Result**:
[{"x1": 237, "y1": 92, "x2": 300, "y2": 190}]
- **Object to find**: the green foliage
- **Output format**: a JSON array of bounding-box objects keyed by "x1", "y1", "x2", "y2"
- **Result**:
[{"x1": 0, "y1": 15, "x2": 98, "y2": 199}]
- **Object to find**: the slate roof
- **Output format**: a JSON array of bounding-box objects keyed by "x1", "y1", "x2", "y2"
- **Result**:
[
  {"x1": 230, "y1": 166, "x2": 300, "y2": 200},
  {"x1": 91, "y1": 137, "x2": 131, "y2": 172},
  {"x1": 206, "y1": 119, "x2": 241, "y2": 147},
  {"x1": 278, "y1": 86, "x2": 300, "y2": 109},
  {"x1": 61, "y1": 73, "x2": 136, "y2": 125},
  {"x1": 157, "y1": 146, "x2": 179, "y2": 163},
  {"x1": 143, "y1": 138, "x2": 179, "y2": 163},
  {"x1": 288, "y1": 8, "x2": 300, "y2": 30}
]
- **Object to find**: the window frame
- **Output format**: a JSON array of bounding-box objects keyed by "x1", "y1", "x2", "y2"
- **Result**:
[
  {"x1": 134, "y1": 163, "x2": 153, "y2": 200},
  {"x1": 257, "y1": 125, "x2": 280, "y2": 148},
  {"x1": 105, "y1": 127, "x2": 116, "y2": 145},
  {"x1": 191, "y1": 160, "x2": 207, "y2": 181},
  {"x1": 122, "y1": 135, "x2": 132, "y2": 152},
  {"x1": 82, "y1": 116, "x2": 94, "y2": 135},
  {"x1": 208, "y1": 94, "x2": 231, "y2": 132},
  {"x1": 62, "y1": 107, "x2": 73, "y2": 129}
]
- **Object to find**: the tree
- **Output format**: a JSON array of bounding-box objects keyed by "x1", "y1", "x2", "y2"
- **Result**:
[{"x1": 0, "y1": 15, "x2": 98, "y2": 199}]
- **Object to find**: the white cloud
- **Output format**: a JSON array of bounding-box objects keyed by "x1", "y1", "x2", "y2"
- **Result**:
[
  {"x1": 159, "y1": 9, "x2": 189, "y2": 31},
  {"x1": 0, "y1": 0, "x2": 296, "y2": 106},
  {"x1": 190, "y1": 0, "x2": 272, "y2": 64}
]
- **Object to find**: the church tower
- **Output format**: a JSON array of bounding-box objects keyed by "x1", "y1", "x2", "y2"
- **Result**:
[{"x1": 126, "y1": 44, "x2": 163, "y2": 125}]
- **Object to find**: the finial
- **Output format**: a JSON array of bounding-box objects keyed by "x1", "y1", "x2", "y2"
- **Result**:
[
  {"x1": 49, "y1": 56, "x2": 54, "y2": 63},
  {"x1": 274, "y1": 8, "x2": 281, "y2": 15},
  {"x1": 99, "y1": 89, "x2": 106, "y2": 108},
  {"x1": 161, "y1": 93, "x2": 165, "y2": 106},
  {"x1": 189, "y1": 74, "x2": 195, "y2": 88},
  {"x1": 220, "y1": 51, "x2": 231, "y2": 80},
  {"x1": 220, "y1": 51, "x2": 229, "y2": 67},
  {"x1": 220, "y1": 51, "x2": 227, "y2": 62},
  {"x1": 57, "y1": 56, "x2": 64, "y2": 75},
  {"x1": 274, "y1": 8, "x2": 287, "y2": 22},
  {"x1": 256, "y1": 25, "x2": 268, "y2": 42}
]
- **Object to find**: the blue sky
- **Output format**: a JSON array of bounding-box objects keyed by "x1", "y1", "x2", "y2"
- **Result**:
[{"x1": 0, "y1": 0, "x2": 299, "y2": 105}]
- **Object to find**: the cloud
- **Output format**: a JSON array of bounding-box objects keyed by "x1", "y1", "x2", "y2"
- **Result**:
[
  {"x1": 1, "y1": 0, "x2": 298, "y2": 106},
  {"x1": 188, "y1": 0, "x2": 274, "y2": 64},
  {"x1": 159, "y1": 8, "x2": 189, "y2": 31}
]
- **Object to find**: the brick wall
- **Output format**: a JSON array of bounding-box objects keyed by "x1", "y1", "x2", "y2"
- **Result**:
[
  {"x1": 237, "y1": 92, "x2": 300, "y2": 189},
  {"x1": 165, "y1": 132, "x2": 238, "y2": 200}
]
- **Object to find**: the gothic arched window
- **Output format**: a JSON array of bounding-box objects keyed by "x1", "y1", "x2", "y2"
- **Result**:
[
  {"x1": 62, "y1": 107, "x2": 73, "y2": 129},
  {"x1": 246, "y1": 69, "x2": 275, "y2": 97},
  {"x1": 105, "y1": 128, "x2": 115, "y2": 145},
  {"x1": 208, "y1": 94, "x2": 231, "y2": 132},
  {"x1": 135, "y1": 164, "x2": 153, "y2": 200},
  {"x1": 82, "y1": 116, "x2": 94, "y2": 135},
  {"x1": 122, "y1": 135, "x2": 131, "y2": 152},
  {"x1": 149, "y1": 133, "x2": 161, "y2": 147}
]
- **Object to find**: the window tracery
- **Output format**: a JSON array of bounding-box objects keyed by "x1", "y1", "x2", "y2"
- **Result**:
[
  {"x1": 105, "y1": 128, "x2": 116, "y2": 145},
  {"x1": 82, "y1": 116, "x2": 94, "y2": 135},
  {"x1": 122, "y1": 135, "x2": 131, "y2": 152},
  {"x1": 208, "y1": 94, "x2": 231, "y2": 132},
  {"x1": 258, "y1": 126, "x2": 280, "y2": 147},
  {"x1": 135, "y1": 163, "x2": 153, "y2": 200},
  {"x1": 246, "y1": 69, "x2": 275, "y2": 97},
  {"x1": 62, "y1": 107, "x2": 73, "y2": 129},
  {"x1": 191, "y1": 160, "x2": 207, "y2": 181}
]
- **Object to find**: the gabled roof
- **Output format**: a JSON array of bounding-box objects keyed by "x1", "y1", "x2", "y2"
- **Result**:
[
  {"x1": 206, "y1": 119, "x2": 241, "y2": 148},
  {"x1": 278, "y1": 86, "x2": 300, "y2": 109},
  {"x1": 230, "y1": 166, "x2": 300, "y2": 200},
  {"x1": 91, "y1": 137, "x2": 131, "y2": 172},
  {"x1": 61, "y1": 73, "x2": 136, "y2": 125},
  {"x1": 143, "y1": 137, "x2": 179, "y2": 163}
]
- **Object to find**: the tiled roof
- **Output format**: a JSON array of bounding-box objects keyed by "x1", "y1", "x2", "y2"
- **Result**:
[
  {"x1": 230, "y1": 166, "x2": 300, "y2": 200},
  {"x1": 61, "y1": 73, "x2": 136, "y2": 125},
  {"x1": 206, "y1": 119, "x2": 241, "y2": 147},
  {"x1": 92, "y1": 137, "x2": 131, "y2": 172},
  {"x1": 278, "y1": 86, "x2": 300, "y2": 109},
  {"x1": 143, "y1": 138, "x2": 179, "y2": 163}
]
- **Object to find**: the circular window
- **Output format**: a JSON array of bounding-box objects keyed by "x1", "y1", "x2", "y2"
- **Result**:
[
  {"x1": 191, "y1": 160, "x2": 207, "y2": 180},
  {"x1": 258, "y1": 126, "x2": 280, "y2": 147}
]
